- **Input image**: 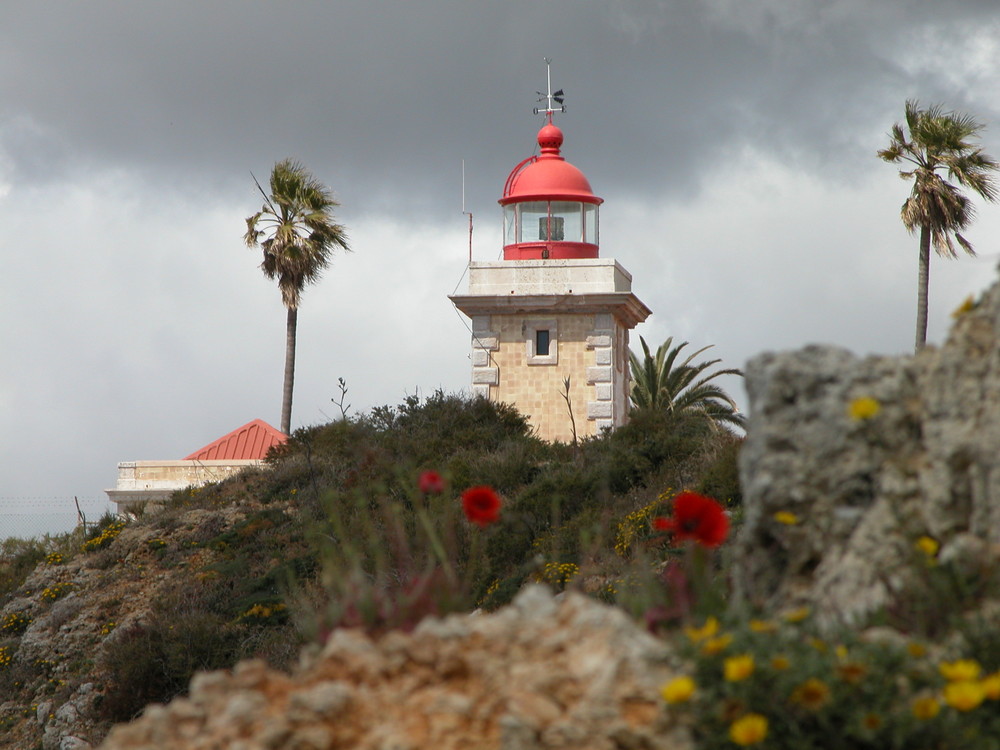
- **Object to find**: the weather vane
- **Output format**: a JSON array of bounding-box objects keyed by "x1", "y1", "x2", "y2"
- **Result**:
[{"x1": 533, "y1": 57, "x2": 565, "y2": 120}]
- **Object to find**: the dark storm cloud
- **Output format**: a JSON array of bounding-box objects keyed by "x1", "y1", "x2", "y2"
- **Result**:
[
  {"x1": 3, "y1": 1, "x2": 998, "y2": 217},
  {"x1": 4, "y1": 1, "x2": 1000, "y2": 536}
]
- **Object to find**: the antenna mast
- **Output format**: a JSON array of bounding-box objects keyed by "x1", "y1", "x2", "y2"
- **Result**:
[
  {"x1": 533, "y1": 57, "x2": 566, "y2": 121},
  {"x1": 462, "y1": 159, "x2": 473, "y2": 262}
]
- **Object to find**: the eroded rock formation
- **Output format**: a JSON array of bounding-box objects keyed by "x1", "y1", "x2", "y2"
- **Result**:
[
  {"x1": 99, "y1": 586, "x2": 689, "y2": 750},
  {"x1": 735, "y1": 283, "x2": 1000, "y2": 625}
]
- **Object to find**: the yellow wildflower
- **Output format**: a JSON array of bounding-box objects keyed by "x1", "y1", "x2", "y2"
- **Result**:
[
  {"x1": 789, "y1": 678, "x2": 831, "y2": 711},
  {"x1": 724, "y1": 654, "x2": 755, "y2": 682},
  {"x1": 835, "y1": 644, "x2": 848, "y2": 661},
  {"x1": 748, "y1": 619, "x2": 778, "y2": 633},
  {"x1": 915, "y1": 536, "x2": 939, "y2": 557},
  {"x1": 809, "y1": 637, "x2": 828, "y2": 653},
  {"x1": 729, "y1": 714, "x2": 768, "y2": 746},
  {"x1": 912, "y1": 695, "x2": 940, "y2": 720},
  {"x1": 944, "y1": 680, "x2": 985, "y2": 712},
  {"x1": 848, "y1": 397, "x2": 881, "y2": 421},
  {"x1": 907, "y1": 642, "x2": 927, "y2": 658},
  {"x1": 770, "y1": 655, "x2": 791, "y2": 671},
  {"x1": 836, "y1": 662, "x2": 867, "y2": 685},
  {"x1": 773, "y1": 511, "x2": 799, "y2": 525},
  {"x1": 939, "y1": 659, "x2": 982, "y2": 682},
  {"x1": 701, "y1": 634, "x2": 733, "y2": 656},
  {"x1": 660, "y1": 676, "x2": 696, "y2": 704},
  {"x1": 981, "y1": 672, "x2": 1000, "y2": 700},
  {"x1": 951, "y1": 295, "x2": 976, "y2": 318},
  {"x1": 862, "y1": 713, "x2": 882, "y2": 731},
  {"x1": 782, "y1": 606, "x2": 810, "y2": 623},
  {"x1": 684, "y1": 616, "x2": 719, "y2": 643}
]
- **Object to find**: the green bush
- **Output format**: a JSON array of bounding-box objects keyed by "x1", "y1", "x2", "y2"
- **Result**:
[
  {"x1": 663, "y1": 611, "x2": 1000, "y2": 750},
  {"x1": 0, "y1": 539, "x2": 46, "y2": 599},
  {"x1": 696, "y1": 433, "x2": 743, "y2": 507},
  {"x1": 98, "y1": 609, "x2": 239, "y2": 721},
  {"x1": 81, "y1": 513, "x2": 127, "y2": 553}
]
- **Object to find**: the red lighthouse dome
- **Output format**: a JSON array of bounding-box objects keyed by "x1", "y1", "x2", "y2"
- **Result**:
[{"x1": 500, "y1": 120, "x2": 602, "y2": 260}]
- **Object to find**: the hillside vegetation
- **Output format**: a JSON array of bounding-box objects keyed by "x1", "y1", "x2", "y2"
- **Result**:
[{"x1": 0, "y1": 392, "x2": 740, "y2": 748}]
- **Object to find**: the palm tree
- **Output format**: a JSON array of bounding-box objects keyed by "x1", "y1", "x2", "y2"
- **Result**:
[
  {"x1": 245, "y1": 159, "x2": 349, "y2": 435},
  {"x1": 877, "y1": 100, "x2": 998, "y2": 351},
  {"x1": 628, "y1": 336, "x2": 745, "y2": 430}
]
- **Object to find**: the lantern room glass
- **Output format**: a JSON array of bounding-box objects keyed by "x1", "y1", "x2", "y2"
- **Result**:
[
  {"x1": 583, "y1": 203, "x2": 598, "y2": 244},
  {"x1": 519, "y1": 202, "x2": 548, "y2": 242},
  {"x1": 504, "y1": 201, "x2": 599, "y2": 244}
]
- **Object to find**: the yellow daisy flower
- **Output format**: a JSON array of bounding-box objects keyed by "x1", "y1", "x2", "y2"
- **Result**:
[
  {"x1": 660, "y1": 676, "x2": 696, "y2": 704},
  {"x1": 981, "y1": 672, "x2": 1000, "y2": 700},
  {"x1": 951, "y1": 295, "x2": 977, "y2": 319},
  {"x1": 773, "y1": 511, "x2": 799, "y2": 526},
  {"x1": 724, "y1": 654, "x2": 755, "y2": 682},
  {"x1": 729, "y1": 714, "x2": 768, "y2": 746},
  {"x1": 944, "y1": 680, "x2": 985, "y2": 712},
  {"x1": 684, "y1": 616, "x2": 719, "y2": 643},
  {"x1": 770, "y1": 655, "x2": 791, "y2": 671},
  {"x1": 701, "y1": 633, "x2": 734, "y2": 656},
  {"x1": 790, "y1": 678, "x2": 831, "y2": 711},
  {"x1": 915, "y1": 536, "x2": 939, "y2": 557},
  {"x1": 912, "y1": 696, "x2": 940, "y2": 720},
  {"x1": 782, "y1": 606, "x2": 811, "y2": 623},
  {"x1": 939, "y1": 659, "x2": 982, "y2": 682},
  {"x1": 848, "y1": 396, "x2": 881, "y2": 421}
]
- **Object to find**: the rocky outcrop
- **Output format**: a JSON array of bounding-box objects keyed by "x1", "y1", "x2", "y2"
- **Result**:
[
  {"x1": 0, "y1": 503, "x2": 267, "y2": 749},
  {"x1": 735, "y1": 283, "x2": 1000, "y2": 625},
  {"x1": 99, "y1": 586, "x2": 690, "y2": 750}
]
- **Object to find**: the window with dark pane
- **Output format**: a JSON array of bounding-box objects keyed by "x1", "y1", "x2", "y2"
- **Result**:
[{"x1": 536, "y1": 329, "x2": 550, "y2": 357}]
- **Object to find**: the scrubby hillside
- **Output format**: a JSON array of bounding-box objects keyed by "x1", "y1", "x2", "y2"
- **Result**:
[
  {"x1": 92, "y1": 275, "x2": 1000, "y2": 750},
  {"x1": 0, "y1": 392, "x2": 740, "y2": 749}
]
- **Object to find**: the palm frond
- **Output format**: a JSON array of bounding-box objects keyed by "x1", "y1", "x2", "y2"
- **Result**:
[
  {"x1": 245, "y1": 158, "x2": 351, "y2": 311},
  {"x1": 881, "y1": 101, "x2": 997, "y2": 259},
  {"x1": 629, "y1": 335, "x2": 744, "y2": 431}
]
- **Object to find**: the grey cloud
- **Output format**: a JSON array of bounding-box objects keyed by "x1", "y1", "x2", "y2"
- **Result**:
[{"x1": 4, "y1": 2, "x2": 1000, "y2": 537}]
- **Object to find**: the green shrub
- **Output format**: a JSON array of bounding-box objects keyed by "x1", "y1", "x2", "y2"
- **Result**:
[
  {"x1": 662, "y1": 611, "x2": 1000, "y2": 750},
  {"x1": 0, "y1": 538, "x2": 46, "y2": 599},
  {"x1": 81, "y1": 513, "x2": 127, "y2": 553},
  {"x1": 98, "y1": 610, "x2": 239, "y2": 721},
  {"x1": 0, "y1": 611, "x2": 31, "y2": 636},
  {"x1": 696, "y1": 433, "x2": 743, "y2": 507}
]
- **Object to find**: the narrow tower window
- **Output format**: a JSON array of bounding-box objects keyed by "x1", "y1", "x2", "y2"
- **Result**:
[
  {"x1": 536, "y1": 329, "x2": 550, "y2": 356},
  {"x1": 525, "y1": 319, "x2": 558, "y2": 365}
]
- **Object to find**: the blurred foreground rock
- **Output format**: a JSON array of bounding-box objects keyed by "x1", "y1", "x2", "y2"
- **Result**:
[
  {"x1": 735, "y1": 281, "x2": 1000, "y2": 625},
  {"x1": 99, "y1": 586, "x2": 688, "y2": 750}
]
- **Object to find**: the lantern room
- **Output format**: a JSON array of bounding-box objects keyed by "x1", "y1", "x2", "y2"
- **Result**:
[{"x1": 500, "y1": 121, "x2": 602, "y2": 260}]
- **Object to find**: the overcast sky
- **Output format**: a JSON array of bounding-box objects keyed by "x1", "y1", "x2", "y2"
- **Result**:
[{"x1": 5, "y1": 1, "x2": 1000, "y2": 539}]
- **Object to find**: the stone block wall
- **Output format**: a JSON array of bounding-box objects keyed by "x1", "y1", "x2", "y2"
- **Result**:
[
  {"x1": 470, "y1": 312, "x2": 628, "y2": 442},
  {"x1": 106, "y1": 460, "x2": 261, "y2": 510}
]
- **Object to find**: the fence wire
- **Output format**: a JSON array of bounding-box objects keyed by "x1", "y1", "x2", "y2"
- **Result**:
[{"x1": 0, "y1": 497, "x2": 112, "y2": 542}]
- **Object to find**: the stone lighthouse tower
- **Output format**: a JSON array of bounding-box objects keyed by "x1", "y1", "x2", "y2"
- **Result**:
[{"x1": 450, "y1": 70, "x2": 650, "y2": 442}]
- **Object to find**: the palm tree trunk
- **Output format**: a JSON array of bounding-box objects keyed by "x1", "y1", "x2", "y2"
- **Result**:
[
  {"x1": 915, "y1": 225, "x2": 931, "y2": 352},
  {"x1": 281, "y1": 307, "x2": 297, "y2": 435}
]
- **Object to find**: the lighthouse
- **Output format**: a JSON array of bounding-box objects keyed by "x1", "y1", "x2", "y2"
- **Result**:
[{"x1": 450, "y1": 67, "x2": 650, "y2": 442}]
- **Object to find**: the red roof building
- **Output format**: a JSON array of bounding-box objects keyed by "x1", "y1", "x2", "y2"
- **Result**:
[
  {"x1": 107, "y1": 419, "x2": 287, "y2": 511},
  {"x1": 184, "y1": 419, "x2": 286, "y2": 461}
]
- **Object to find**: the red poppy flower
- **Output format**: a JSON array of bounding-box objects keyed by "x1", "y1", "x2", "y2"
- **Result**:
[
  {"x1": 418, "y1": 470, "x2": 445, "y2": 495},
  {"x1": 663, "y1": 491, "x2": 729, "y2": 547},
  {"x1": 652, "y1": 517, "x2": 672, "y2": 532},
  {"x1": 461, "y1": 486, "x2": 501, "y2": 527}
]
